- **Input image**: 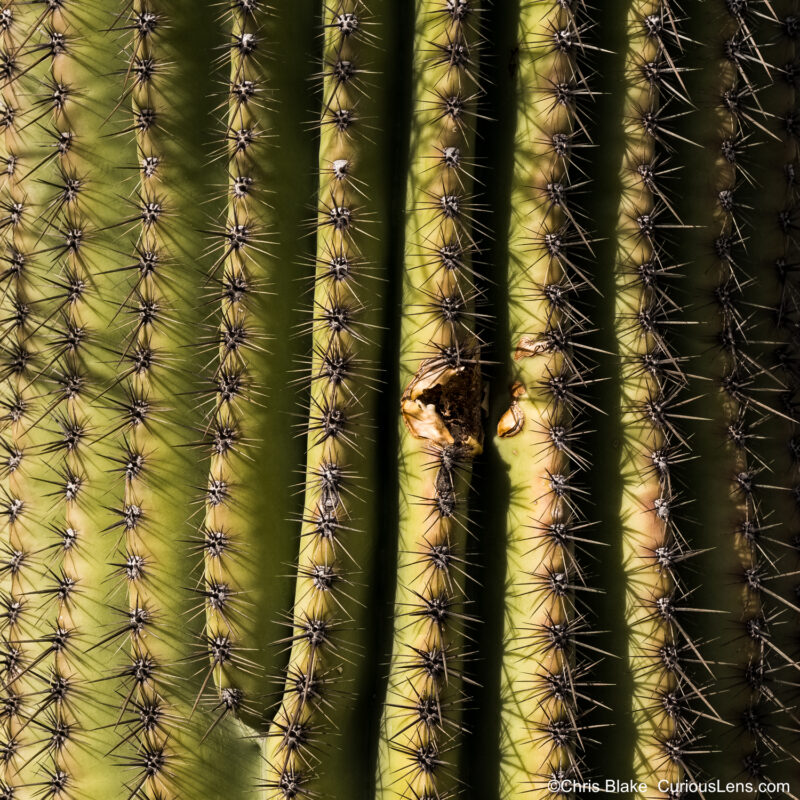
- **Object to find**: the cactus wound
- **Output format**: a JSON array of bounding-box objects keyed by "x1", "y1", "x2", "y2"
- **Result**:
[
  {"x1": 401, "y1": 357, "x2": 482, "y2": 453},
  {"x1": 496, "y1": 381, "x2": 526, "y2": 439}
]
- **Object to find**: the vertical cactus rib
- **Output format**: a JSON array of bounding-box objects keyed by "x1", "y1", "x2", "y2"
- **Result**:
[
  {"x1": 2, "y1": 1, "x2": 136, "y2": 797},
  {"x1": 199, "y1": 0, "x2": 327, "y2": 738},
  {"x1": 495, "y1": 1, "x2": 601, "y2": 797},
  {"x1": 200, "y1": 0, "x2": 273, "y2": 729},
  {"x1": 111, "y1": 3, "x2": 181, "y2": 794},
  {"x1": 708, "y1": 0, "x2": 800, "y2": 781},
  {"x1": 376, "y1": 2, "x2": 485, "y2": 798},
  {"x1": 613, "y1": 1, "x2": 709, "y2": 795},
  {"x1": 30, "y1": 3, "x2": 97, "y2": 794},
  {"x1": 0, "y1": 4, "x2": 53, "y2": 796},
  {"x1": 263, "y1": 1, "x2": 393, "y2": 797},
  {"x1": 0, "y1": 3, "x2": 797, "y2": 797}
]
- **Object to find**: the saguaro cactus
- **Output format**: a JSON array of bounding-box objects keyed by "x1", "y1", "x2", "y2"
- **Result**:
[{"x1": 0, "y1": 1, "x2": 798, "y2": 799}]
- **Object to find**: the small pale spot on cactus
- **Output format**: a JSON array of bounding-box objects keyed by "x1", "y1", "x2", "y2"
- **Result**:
[
  {"x1": 331, "y1": 158, "x2": 350, "y2": 180},
  {"x1": 335, "y1": 12, "x2": 359, "y2": 36}
]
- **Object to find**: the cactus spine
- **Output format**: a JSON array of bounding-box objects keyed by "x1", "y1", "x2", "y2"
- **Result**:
[{"x1": 0, "y1": 3, "x2": 797, "y2": 798}]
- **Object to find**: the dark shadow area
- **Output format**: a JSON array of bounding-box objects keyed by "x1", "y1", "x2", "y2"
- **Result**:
[
  {"x1": 362, "y1": 0, "x2": 415, "y2": 794},
  {"x1": 460, "y1": 0, "x2": 520, "y2": 798}
]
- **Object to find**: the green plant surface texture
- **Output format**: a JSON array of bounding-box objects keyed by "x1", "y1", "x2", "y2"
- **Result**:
[
  {"x1": 0, "y1": 1, "x2": 797, "y2": 799},
  {"x1": 611, "y1": 3, "x2": 703, "y2": 796},
  {"x1": 693, "y1": 1, "x2": 800, "y2": 783},
  {"x1": 201, "y1": 0, "x2": 320, "y2": 728}
]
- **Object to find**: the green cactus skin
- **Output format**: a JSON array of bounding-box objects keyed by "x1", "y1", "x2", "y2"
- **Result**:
[
  {"x1": 32, "y1": 4, "x2": 123, "y2": 797},
  {"x1": 113, "y1": 2, "x2": 192, "y2": 793},
  {"x1": 611, "y1": 2, "x2": 708, "y2": 795},
  {"x1": 494, "y1": 1, "x2": 599, "y2": 797},
  {"x1": 0, "y1": 3, "x2": 140, "y2": 797},
  {"x1": 674, "y1": 1, "x2": 800, "y2": 786},
  {"x1": 6, "y1": 6, "x2": 127, "y2": 794},
  {"x1": 0, "y1": 2, "x2": 799, "y2": 798},
  {"x1": 707, "y1": 13, "x2": 766, "y2": 778},
  {"x1": 375, "y1": 2, "x2": 485, "y2": 798},
  {"x1": 102, "y1": 2, "x2": 262, "y2": 797},
  {"x1": 262, "y1": 1, "x2": 396, "y2": 795},
  {"x1": 666, "y1": 1, "x2": 800, "y2": 789}
]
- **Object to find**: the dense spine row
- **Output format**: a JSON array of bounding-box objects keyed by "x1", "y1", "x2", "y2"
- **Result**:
[
  {"x1": 0, "y1": 2, "x2": 799, "y2": 798},
  {"x1": 496, "y1": 2, "x2": 598, "y2": 797},
  {"x1": 111, "y1": 3, "x2": 181, "y2": 794},
  {"x1": 264, "y1": 1, "x2": 390, "y2": 795},
  {"x1": 108, "y1": 3, "x2": 260, "y2": 796},
  {"x1": 711, "y1": 0, "x2": 800, "y2": 781},
  {"x1": 0, "y1": 4, "x2": 53, "y2": 797},
  {"x1": 1, "y1": 2, "x2": 147, "y2": 797},
  {"x1": 3, "y1": 1, "x2": 131, "y2": 796},
  {"x1": 377, "y1": 2, "x2": 484, "y2": 798},
  {"x1": 613, "y1": 2, "x2": 704, "y2": 794},
  {"x1": 697, "y1": 0, "x2": 797, "y2": 784},
  {"x1": 36, "y1": 3, "x2": 97, "y2": 796},
  {"x1": 201, "y1": 0, "x2": 272, "y2": 730}
]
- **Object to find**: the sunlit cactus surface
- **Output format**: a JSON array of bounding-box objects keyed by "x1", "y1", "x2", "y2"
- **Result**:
[{"x1": 1, "y1": 1, "x2": 799, "y2": 799}]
